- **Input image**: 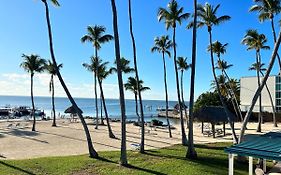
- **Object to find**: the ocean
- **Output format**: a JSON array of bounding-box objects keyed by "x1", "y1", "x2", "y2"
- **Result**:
[{"x1": 0, "y1": 95, "x2": 184, "y2": 124}]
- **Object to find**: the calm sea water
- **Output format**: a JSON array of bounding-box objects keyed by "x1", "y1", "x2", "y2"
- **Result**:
[{"x1": 0, "y1": 95, "x2": 184, "y2": 124}]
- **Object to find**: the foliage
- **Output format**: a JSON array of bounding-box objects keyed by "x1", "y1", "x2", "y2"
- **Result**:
[{"x1": 193, "y1": 91, "x2": 221, "y2": 112}]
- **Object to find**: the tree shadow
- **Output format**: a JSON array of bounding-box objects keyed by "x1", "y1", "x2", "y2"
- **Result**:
[
  {"x1": 0, "y1": 161, "x2": 36, "y2": 175},
  {"x1": 124, "y1": 164, "x2": 167, "y2": 175},
  {"x1": 3, "y1": 129, "x2": 48, "y2": 144}
]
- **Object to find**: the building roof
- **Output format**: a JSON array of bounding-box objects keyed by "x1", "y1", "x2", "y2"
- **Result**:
[{"x1": 225, "y1": 132, "x2": 281, "y2": 161}]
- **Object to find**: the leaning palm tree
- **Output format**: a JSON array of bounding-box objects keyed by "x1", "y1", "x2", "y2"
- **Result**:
[
  {"x1": 242, "y1": 29, "x2": 270, "y2": 132},
  {"x1": 45, "y1": 60, "x2": 63, "y2": 127},
  {"x1": 20, "y1": 54, "x2": 46, "y2": 131},
  {"x1": 81, "y1": 25, "x2": 113, "y2": 129},
  {"x1": 249, "y1": 62, "x2": 277, "y2": 127},
  {"x1": 40, "y1": 0, "x2": 98, "y2": 158},
  {"x1": 124, "y1": 77, "x2": 150, "y2": 123},
  {"x1": 110, "y1": 0, "x2": 128, "y2": 165},
  {"x1": 97, "y1": 59, "x2": 116, "y2": 138},
  {"x1": 151, "y1": 35, "x2": 173, "y2": 138},
  {"x1": 188, "y1": 2, "x2": 238, "y2": 143},
  {"x1": 186, "y1": 0, "x2": 198, "y2": 159},
  {"x1": 158, "y1": 0, "x2": 190, "y2": 146},
  {"x1": 176, "y1": 57, "x2": 191, "y2": 126},
  {"x1": 249, "y1": 0, "x2": 281, "y2": 71}
]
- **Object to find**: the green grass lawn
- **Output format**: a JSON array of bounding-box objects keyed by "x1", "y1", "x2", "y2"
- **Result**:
[{"x1": 0, "y1": 142, "x2": 249, "y2": 175}]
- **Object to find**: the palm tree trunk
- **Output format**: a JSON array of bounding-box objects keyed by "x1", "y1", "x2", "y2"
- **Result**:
[
  {"x1": 162, "y1": 52, "x2": 172, "y2": 138},
  {"x1": 239, "y1": 29, "x2": 281, "y2": 143},
  {"x1": 187, "y1": 0, "x2": 197, "y2": 159},
  {"x1": 260, "y1": 71, "x2": 277, "y2": 127},
  {"x1": 208, "y1": 29, "x2": 238, "y2": 143},
  {"x1": 31, "y1": 74, "x2": 36, "y2": 131},
  {"x1": 180, "y1": 70, "x2": 189, "y2": 127},
  {"x1": 173, "y1": 27, "x2": 188, "y2": 146},
  {"x1": 110, "y1": 0, "x2": 127, "y2": 165},
  {"x1": 42, "y1": 0, "x2": 98, "y2": 158},
  {"x1": 271, "y1": 18, "x2": 281, "y2": 71},
  {"x1": 94, "y1": 49, "x2": 99, "y2": 129},
  {"x1": 51, "y1": 75, "x2": 56, "y2": 127},
  {"x1": 128, "y1": 0, "x2": 145, "y2": 153},
  {"x1": 134, "y1": 92, "x2": 140, "y2": 122},
  {"x1": 100, "y1": 94, "x2": 104, "y2": 125},
  {"x1": 98, "y1": 80, "x2": 115, "y2": 138},
  {"x1": 256, "y1": 52, "x2": 262, "y2": 132}
]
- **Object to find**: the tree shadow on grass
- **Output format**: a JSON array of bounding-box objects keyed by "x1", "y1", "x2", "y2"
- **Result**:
[
  {"x1": 124, "y1": 164, "x2": 167, "y2": 175},
  {"x1": 0, "y1": 161, "x2": 36, "y2": 175}
]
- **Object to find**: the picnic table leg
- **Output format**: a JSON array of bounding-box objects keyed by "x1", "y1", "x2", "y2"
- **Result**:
[
  {"x1": 212, "y1": 124, "x2": 215, "y2": 138},
  {"x1": 223, "y1": 122, "x2": 226, "y2": 136},
  {"x1": 229, "y1": 154, "x2": 234, "y2": 175},
  {"x1": 201, "y1": 122, "x2": 204, "y2": 133}
]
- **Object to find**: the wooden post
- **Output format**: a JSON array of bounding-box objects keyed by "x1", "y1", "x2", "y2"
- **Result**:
[
  {"x1": 263, "y1": 159, "x2": 266, "y2": 172},
  {"x1": 249, "y1": 156, "x2": 253, "y2": 175},
  {"x1": 223, "y1": 122, "x2": 226, "y2": 136},
  {"x1": 212, "y1": 123, "x2": 215, "y2": 138},
  {"x1": 202, "y1": 122, "x2": 204, "y2": 133},
  {"x1": 229, "y1": 154, "x2": 234, "y2": 175}
]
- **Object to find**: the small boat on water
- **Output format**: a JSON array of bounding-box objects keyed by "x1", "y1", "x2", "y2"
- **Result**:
[{"x1": 0, "y1": 105, "x2": 45, "y2": 119}]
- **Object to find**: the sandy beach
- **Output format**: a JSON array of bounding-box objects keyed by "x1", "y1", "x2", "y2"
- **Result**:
[{"x1": 0, "y1": 119, "x2": 280, "y2": 160}]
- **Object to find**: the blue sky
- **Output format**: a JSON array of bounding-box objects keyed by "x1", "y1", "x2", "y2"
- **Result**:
[{"x1": 0, "y1": 0, "x2": 279, "y2": 100}]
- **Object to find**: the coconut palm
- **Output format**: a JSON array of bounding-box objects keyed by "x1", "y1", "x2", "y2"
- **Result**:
[
  {"x1": 186, "y1": 0, "x2": 198, "y2": 159},
  {"x1": 124, "y1": 77, "x2": 150, "y2": 122},
  {"x1": 207, "y1": 41, "x2": 228, "y2": 61},
  {"x1": 249, "y1": 0, "x2": 281, "y2": 71},
  {"x1": 97, "y1": 59, "x2": 116, "y2": 138},
  {"x1": 242, "y1": 29, "x2": 270, "y2": 132},
  {"x1": 112, "y1": 57, "x2": 135, "y2": 74},
  {"x1": 110, "y1": 0, "x2": 128, "y2": 165},
  {"x1": 81, "y1": 25, "x2": 113, "y2": 129},
  {"x1": 151, "y1": 35, "x2": 173, "y2": 138},
  {"x1": 40, "y1": 0, "x2": 98, "y2": 158},
  {"x1": 176, "y1": 57, "x2": 191, "y2": 126},
  {"x1": 249, "y1": 62, "x2": 277, "y2": 127},
  {"x1": 188, "y1": 2, "x2": 238, "y2": 143},
  {"x1": 45, "y1": 60, "x2": 63, "y2": 127},
  {"x1": 20, "y1": 54, "x2": 46, "y2": 131},
  {"x1": 158, "y1": 0, "x2": 190, "y2": 146}
]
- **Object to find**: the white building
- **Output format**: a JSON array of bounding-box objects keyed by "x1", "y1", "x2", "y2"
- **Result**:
[{"x1": 240, "y1": 75, "x2": 281, "y2": 113}]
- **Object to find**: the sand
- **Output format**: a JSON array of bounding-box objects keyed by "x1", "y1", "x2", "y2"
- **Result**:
[{"x1": 0, "y1": 119, "x2": 280, "y2": 160}]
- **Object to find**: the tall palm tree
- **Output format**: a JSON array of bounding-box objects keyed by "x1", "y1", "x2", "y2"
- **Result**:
[
  {"x1": 176, "y1": 57, "x2": 191, "y2": 126},
  {"x1": 186, "y1": 0, "x2": 198, "y2": 159},
  {"x1": 158, "y1": 0, "x2": 190, "y2": 146},
  {"x1": 189, "y1": 2, "x2": 238, "y2": 143},
  {"x1": 128, "y1": 0, "x2": 146, "y2": 153},
  {"x1": 45, "y1": 60, "x2": 63, "y2": 127},
  {"x1": 239, "y1": 29, "x2": 281, "y2": 143},
  {"x1": 20, "y1": 54, "x2": 46, "y2": 131},
  {"x1": 207, "y1": 41, "x2": 228, "y2": 61},
  {"x1": 249, "y1": 62, "x2": 277, "y2": 127},
  {"x1": 151, "y1": 35, "x2": 173, "y2": 138},
  {"x1": 124, "y1": 77, "x2": 150, "y2": 123},
  {"x1": 97, "y1": 59, "x2": 116, "y2": 138},
  {"x1": 40, "y1": 0, "x2": 98, "y2": 158},
  {"x1": 110, "y1": 0, "x2": 128, "y2": 165},
  {"x1": 112, "y1": 57, "x2": 135, "y2": 74},
  {"x1": 249, "y1": 0, "x2": 281, "y2": 71},
  {"x1": 242, "y1": 29, "x2": 270, "y2": 132},
  {"x1": 81, "y1": 25, "x2": 113, "y2": 129}
]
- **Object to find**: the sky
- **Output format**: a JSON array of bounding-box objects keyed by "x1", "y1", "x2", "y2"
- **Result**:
[{"x1": 0, "y1": 0, "x2": 279, "y2": 101}]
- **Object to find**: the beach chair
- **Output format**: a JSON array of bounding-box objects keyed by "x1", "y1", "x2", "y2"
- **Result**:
[{"x1": 130, "y1": 143, "x2": 140, "y2": 150}]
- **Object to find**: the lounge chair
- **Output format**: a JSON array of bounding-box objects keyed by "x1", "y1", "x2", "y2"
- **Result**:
[{"x1": 130, "y1": 143, "x2": 140, "y2": 150}]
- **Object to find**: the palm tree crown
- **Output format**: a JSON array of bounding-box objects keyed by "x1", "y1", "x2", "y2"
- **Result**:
[
  {"x1": 249, "y1": 62, "x2": 267, "y2": 72},
  {"x1": 20, "y1": 54, "x2": 46, "y2": 75},
  {"x1": 241, "y1": 29, "x2": 270, "y2": 51},
  {"x1": 41, "y1": 0, "x2": 60, "y2": 6},
  {"x1": 45, "y1": 60, "x2": 63, "y2": 76},
  {"x1": 112, "y1": 57, "x2": 135, "y2": 74},
  {"x1": 124, "y1": 77, "x2": 150, "y2": 95},
  {"x1": 249, "y1": 0, "x2": 281, "y2": 21},
  {"x1": 81, "y1": 25, "x2": 114, "y2": 50},
  {"x1": 216, "y1": 60, "x2": 233, "y2": 71},
  {"x1": 82, "y1": 56, "x2": 101, "y2": 74},
  {"x1": 151, "y1": 35, "x2": 173, "y2": 57},
  {"x1": 177, "y1": 57, "x2": 191, "y2": 71},
  {"x1": 158, "y1": 0, "x2": 190, "y2": 29},
  {"x1": 207, "y1": 41, "x2": 228, "y2": 58}
]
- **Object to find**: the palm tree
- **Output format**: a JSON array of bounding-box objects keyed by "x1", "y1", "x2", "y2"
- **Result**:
[
  {"x1": 242, "y1": 29, "x2": 270, "y2": 132},
  {"x1": 158, "y1": 0, "x2": 190, "y2": 146},
  {"x1": 189, "y1": 2, "x2": 238, "y2": 143},
  {"x1": 45, "y1": 60, "x2": 63, "y2": 127},
  {"x1": 176, "y1": 57, "x2": 191, "y2": 126},
  {"x1": 186, "y1": 0, "x2": 198, "y2": 159},
  {"x1": 97, "y1": 59, "x2": 116, "y2": 138},
  {"x1": 249, "y1": 62, "x2": 277, "y2": 127},
  {"x1": 110, "y1": 0, "x2": 128, "y2": 165},
  {"x1": 112, "y1": 57, "x2": 135, "y2": 74},
  {"x1": 124, "y1": 77, "x2": 150, "y2": 122},
  {"x1": 20, "y1": 54, "x2": 46, "y2": 131},
  {"x1": 249, "y1": 0, "x2": 281, "y2": 71},
  {"x1": 239, "y1": 29, "x2": 281, "y2": 143},
  {"x1": 207, "y1": 41, "x2": 228, "y2": 61},
  {"x1": 151, "y1": 35, "x2": 173, "y2": 138},
  {"x1": 81, "y1": 25, "x2": 113, "y2": 129},
  {"x1": 40, "y1": 0, "x2": 98, "y2": 158}
]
